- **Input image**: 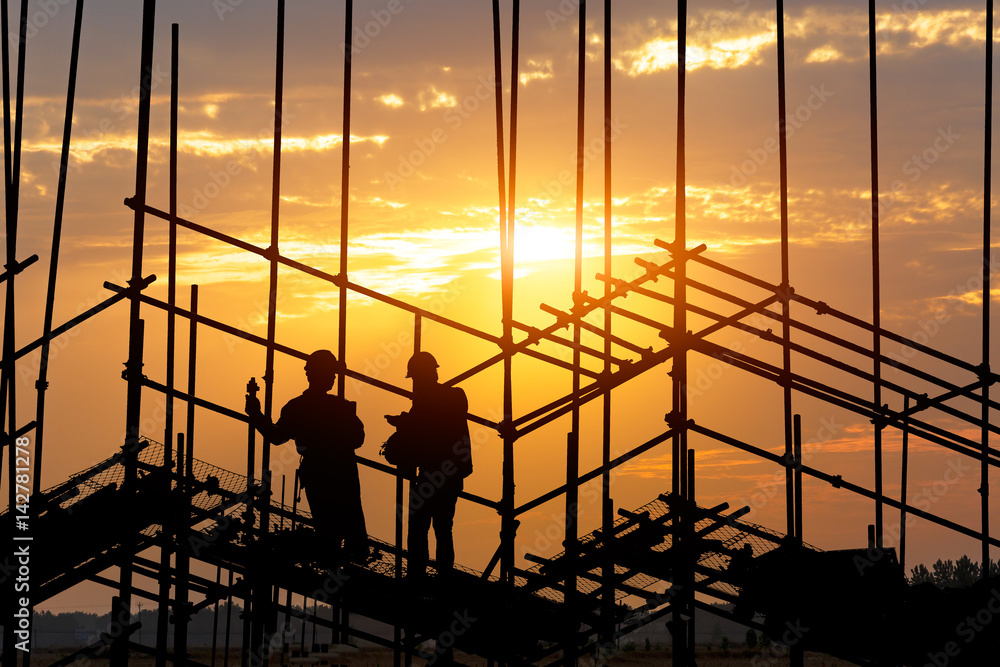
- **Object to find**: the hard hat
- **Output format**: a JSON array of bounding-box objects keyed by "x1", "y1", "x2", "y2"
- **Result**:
[
  {"x1": 406, "y1": 351, "x2": 439, "y2": 378},
  {"x1": 305, "y1": 349, "x2": 339, "y2": 373}
]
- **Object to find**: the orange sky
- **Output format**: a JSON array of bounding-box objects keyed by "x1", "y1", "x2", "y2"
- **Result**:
[{"x1": 4, "y1": 0, "x2": 999, "y2": 613}]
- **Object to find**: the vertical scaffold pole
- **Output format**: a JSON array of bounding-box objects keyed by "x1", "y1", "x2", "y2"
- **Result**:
[
  {"x1": 1, "y1": 3, "x2": 28, "y2": 662},
  {"x1": 489, "y1": 0, "x2": 511, "y2": 587},
  {"x1": 337, "y1": 0, "x2": 355, "y2": 650},
  {"x1": 257, "y1": 0, "x2": 286, "y2": 661},
  {"x1": 900, "y1": 396, "x2": 910, "y2": 571},
  {"x1": 567, "y1": 0, "x2": 586, "y2": 661},
  {"x1": 34, "y1": 0, "x2": 85, "y2": 496},
  {"x1": 670, "y1": 1, "x2": 690, "y2": 665},
  {"x1": 114, "y1": 2, "x2": 156, "y2": 664},
  {"x1": 775, "y1": 0, "x2": 795, "y2": 547},
  {"x1": 600, "y1": 0, "x2": 615, "y2": 649},
  {"x1": 868, "y1": 0, "x2": 884, "y2": 552},
  {"x1": 157, "y1": 21, "x2": 180, "y2": 666},
  {"x1": 982, "y1": 0, "x2": 994, "y2": 576},
  {"x1": 338, "y1": 0, "x2": 353, "y2": 397},
  {"x1": 176, "y1": 284, "x2": 198, "y2": 665}
]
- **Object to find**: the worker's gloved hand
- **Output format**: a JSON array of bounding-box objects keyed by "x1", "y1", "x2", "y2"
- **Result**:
[{"x1": 245, "y1": 393, "x2": 262, "y2": 418}]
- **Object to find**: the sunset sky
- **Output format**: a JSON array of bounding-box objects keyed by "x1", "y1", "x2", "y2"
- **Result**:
[{"x1": 5, "y1": 0, "x2": 1000, "y2": 613}]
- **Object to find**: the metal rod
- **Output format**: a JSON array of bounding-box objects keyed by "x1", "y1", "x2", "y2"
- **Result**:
[
  {"x1": 900, "y1": 395, "x2": 910, "y2": 572},
  {"x1": 255, "y1": 1, "x2": 286, "y2": 659},
  {"x1": 566, "y1": 2, "x2": 586, "y2": 659},
  {"x1": 983, "y1": 0, "x2": 994, "y2": 576},
  {"x1": 671, "y1": 0, "x2": 691, "y2": 657},
  {"x1": 33, "y1": 0, "x2": 86, "y2": 496},
  {"x1": 794, "y1": 413, "x2": 803, "y2": 542},
  {"x1": 775, "y1": 0, "x2": 796, "y2": 558},
  {"x1": 680, "y1": 246, "x2": 983, "y2": 375},
  {"x1": 338, "y1": 0, "x2": 353, "y2": 398},
  {"x1": 175, "y1": 285, "x2": 198, "y2": 665},
  {"x1": 211, "y1": 565, "x2": 222, "y2": 667},
  {"x1": 0, "y1": 5, "x2": 28, "y2": 660},
  {"x1": 639, "y1": 263, "x2": 1000, "y2": 420},
  {"x1": 600, "y1": 0, "x2": 614, "y2": 648},
  {"x1": 691, "y1": 422, "x2": 1000, "y2": 548},
  {"x1": 157, "y1": 22, "x2": 179, "y2": 667},
  {"x1": 115, "y1": 0, "x2": 157, "y2": 662},
  {"x1": 869, "y1": 0, "x2": 884, "y2": 551},
  {"x1": 502, "y1": 0, "x2": 520, "y2": 601}
]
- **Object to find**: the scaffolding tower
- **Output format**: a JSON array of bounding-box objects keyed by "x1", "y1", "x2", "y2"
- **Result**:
[{"x1": 1, "y1": 1, "x2": 998, "y2": 666}]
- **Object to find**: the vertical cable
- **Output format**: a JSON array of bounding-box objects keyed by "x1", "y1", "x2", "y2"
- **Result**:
[
  {"x1": 982, "y1": 0, "x2": 994, "y2": 576},
  {"x1": 869, "y1": 0, "x2": 884, "y2": 550}
]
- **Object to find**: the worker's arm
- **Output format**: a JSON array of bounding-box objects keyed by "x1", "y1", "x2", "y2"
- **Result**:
[{"x1": 245, "y1": 393, "x2": 291, "y2": 445}]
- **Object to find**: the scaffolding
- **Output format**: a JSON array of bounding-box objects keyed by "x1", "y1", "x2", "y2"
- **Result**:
[{"x1": 1, "y1": 0, "x2": 998, "y2": 666}]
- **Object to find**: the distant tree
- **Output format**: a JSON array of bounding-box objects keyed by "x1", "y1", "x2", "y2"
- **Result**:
[
  {"x1": 909, "y1": 563, "x2": 932, "y2": 585},
  {"x1": 745, "y1": 628, "x2": 758, "y2": 650},
  {"x1": 760, "y1": 632, "x2": 772, "y2": 649},
  {"x1": 644, "y1": 637, "x2": 651, "y2": 652},
  {"x1": 909, "y1": 556, "x2": 1000, "y2": 588},
  {"x1": 720, "y1": 636, "x2": 730, "y2": 653},
  {"x1": 954, "y1": 555, "x2": 979, "y2": 586},
  {"x1": 932, "y1": 559, "x2": 956, "y2": 588}
]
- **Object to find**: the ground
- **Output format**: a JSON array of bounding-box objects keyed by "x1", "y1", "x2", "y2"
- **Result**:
[{"x1": 21, "y1": 646, "x2": 859, "y2": 666}]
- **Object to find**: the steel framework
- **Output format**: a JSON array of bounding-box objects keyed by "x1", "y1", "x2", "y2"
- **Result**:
[{"x1": 1, "y1": 1, "x2": 997, "y2": 666}]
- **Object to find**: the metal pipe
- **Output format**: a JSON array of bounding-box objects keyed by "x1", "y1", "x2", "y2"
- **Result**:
[
  {"x1": 794, "y1": 414, "x2": 803, "y2": 542},
  {"x1": 600, "y1": 0, "x2": 615, "y2": 647},
  {"x1": 175, "y1": 285, "x2": 198, "y2": 664},
  {"x1": 900, "y1": 396, "x2": 910, "y2": 572},
  {"x1": 115, "y1": 1, "x2": 157, "y2": 662},
  {"x1": 868, "y1": 0, "x2": 884, "y2": 551},
  {"x1": 254, "y1": 1, "x2": 286, "y2": 660},
  {"x1": 157, "y1": 22, "x2": 180, "y2": 666},
  {"x1": 672, "y1": 0, "x2": 690, "y2": 659},
  {"x1": 34, "y1": 0, "x2": 86, "y2": 496},
  {"x1": 983, "y1": 0, "x2": 994, "y2": 577},
  {"x1": 566, "y1": 2, "x2": 586, "y2": 659}
]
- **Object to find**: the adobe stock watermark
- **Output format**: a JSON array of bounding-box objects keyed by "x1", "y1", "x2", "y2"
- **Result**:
[
  {"x1": 346, "y1": 280, "x2": 467, "y2": 398},
  {"x1": 384, "y1": 75, "x2": 497, "y2": 191},
  {"x1": 525, "y1": 471, "x2": 618, "y2": 557},
  {"x1": 853, "y1": 457, "x2": 972, "y2": 576},
  {"x1": 179, "y1": 109, "x2": 296, "y2": 218},
  {"x1": 735, "y1": 415, "x2": 845, "y2": 520},
  {"x1": 340, "y1": 0, "x2": 415, "y2": 56},
  {"x1": 537, "y1": 117, "x2": 629, "y2": 200},
  {"x1": 749, "y1": 619, "x2": 810, "y2": 666},
  {"x1": 886, "y1": 252, "x2": 998, "y2": 368},
  {"x1": 730, "y1": 84, "x2": 835, "y2": 187},
  {"x1": 52, "y1": 64, "x2": 170, "y2": 177},
  {"x1": 922, "y1": 587, "x2": 1000, "y2": 667},
  {"x1": 11, "y1": 0, "x2": 74, "y2": 42},
  {"x1": 855, "y1": 126, "x2": 961, "y2": 230}
]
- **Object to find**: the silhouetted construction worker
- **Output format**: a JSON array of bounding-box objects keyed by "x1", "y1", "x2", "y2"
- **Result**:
[
  {"x1": 385, "y1": 351, "x2": 473, "y2": 581},
  {"x1": 245, "y1": 349, "x2": 369, "y2": 562}
]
